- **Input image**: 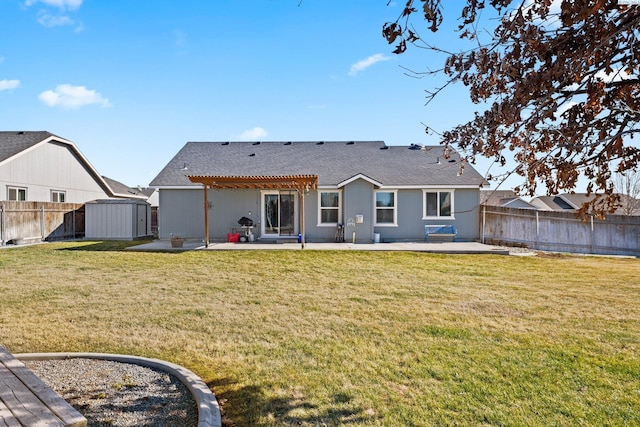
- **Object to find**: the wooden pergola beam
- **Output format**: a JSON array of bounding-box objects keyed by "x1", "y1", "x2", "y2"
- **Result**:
[
  {"x1": 188, "y1": 175, "x2": 318, "y2": 191},
  {"x1": 187, "y1": 175, "x2": 319, "y2": 248}
]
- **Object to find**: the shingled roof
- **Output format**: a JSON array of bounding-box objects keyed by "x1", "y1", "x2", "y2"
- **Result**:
[
  {"x1": 0, "y1": 131, "x2": 61, "y2": 163},
  {"x1": 150, "y1": 141, "x2": 487, "y2": 188}
]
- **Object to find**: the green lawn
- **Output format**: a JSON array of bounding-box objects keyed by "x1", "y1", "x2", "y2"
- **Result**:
[{"x1": 1, "y1": 241, "x2": 639, "y2": 426}]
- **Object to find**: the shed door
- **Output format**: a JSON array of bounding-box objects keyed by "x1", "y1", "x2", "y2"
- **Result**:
[{"x1": 136, "y1": 204, "x2": 147, "y2": 237}]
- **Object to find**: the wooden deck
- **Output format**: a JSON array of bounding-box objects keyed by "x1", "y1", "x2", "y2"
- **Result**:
[{"x1": 0, "y1": 346, "x2": 87, "y2": 427}]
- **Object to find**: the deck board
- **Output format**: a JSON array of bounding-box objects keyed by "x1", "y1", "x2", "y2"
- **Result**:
[{"x1": 0, "y1": 347, "x2": 86, "y2": 427}]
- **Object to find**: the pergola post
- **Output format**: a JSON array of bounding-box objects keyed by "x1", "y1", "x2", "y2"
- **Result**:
[
  {"x1": 203, "y1": 185, "x2": 209, "y2": 248},
  {"x1": 299, "y1": 189, "x2": 305, "y2": 249}
]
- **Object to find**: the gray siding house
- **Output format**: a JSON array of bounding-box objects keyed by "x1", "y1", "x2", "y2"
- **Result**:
[
  {"x1": 0, "y1": 131, "x2": 144, "y2": 203},
  {"x1": 150, "y1": 141, "x2": 488, "y2": 243}
]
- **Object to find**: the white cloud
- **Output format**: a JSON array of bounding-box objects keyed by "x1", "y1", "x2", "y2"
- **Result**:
[
  {"x1": 0, "y1": 79, "x2": 20, "y2": 91},
  {"x1": 25, "y1": 0, "x2": 83, "y2": 10},
  {"x1": 38, "y1": 84, "x2": 111, "y2": 109},
  {"x1": 349, "y1": 53, "x2": 391, "y2": 76},
  {"x1": 37, "y1": 11, "x2": 74, "y2": 27},
  {"x1": 27, "y1": 1, "x2": 84, "y2": 30},
  {"x1": 236, "y1": 127, "x2": 268, "y2": 140}
]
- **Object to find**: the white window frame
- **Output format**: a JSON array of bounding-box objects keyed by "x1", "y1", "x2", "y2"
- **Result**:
[
  {"x1": 317, "y1": 190, "x2": 342, "y2": 227},
  {"x1": 51, "y1": 190, "x2": 66, "y2": 203},
  {"x1": 374, "y1": 189, "x2": 398, "y2": 227},
  {"x1": 422, "y1": 189, "x2": 455, "y2": 219},
  {"x1": 7, "y1": 186, "x2": 27, "y2": 201}
]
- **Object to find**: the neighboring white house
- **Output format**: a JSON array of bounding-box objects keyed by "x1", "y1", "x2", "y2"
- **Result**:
[{"x1": 0, "y1": 131, "x2": 146, "y2": 203}]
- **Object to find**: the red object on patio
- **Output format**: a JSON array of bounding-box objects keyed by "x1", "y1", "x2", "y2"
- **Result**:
[{"x1": 227, "y1": 233, "x2": 240, "y2": 243}]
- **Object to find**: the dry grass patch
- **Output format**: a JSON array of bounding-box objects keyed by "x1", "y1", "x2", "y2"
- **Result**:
[{"x1": 1, "y1": 241, "x2": 639, "y2": 426}]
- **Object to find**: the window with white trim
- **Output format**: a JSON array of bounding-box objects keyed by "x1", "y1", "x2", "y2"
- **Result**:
[
  {"x1": 423, "y1": 190, "x2": 454, "y2": 219},
  {"x1": 375, "y1": 190, "x2": 397, "y2": 226},
  {"x1": 51, "y1": 190, "x2": 66, "y2": 203},
  {"x1": 318, "y1": 191, "x2": 341, "y2": 226},
  {"x1": 8, "y1": 187, "x2": 26, "y2": 201}
]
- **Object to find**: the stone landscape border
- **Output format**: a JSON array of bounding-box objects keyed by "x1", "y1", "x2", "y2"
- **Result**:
[{"x1": 15, "y1": 352, "x2": 222, "y2": 427}]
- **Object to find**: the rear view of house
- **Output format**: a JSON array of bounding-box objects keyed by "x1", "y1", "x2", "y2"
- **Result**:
[{"x1": 150, "y1": 141, "x2": 488, "y2": 243}]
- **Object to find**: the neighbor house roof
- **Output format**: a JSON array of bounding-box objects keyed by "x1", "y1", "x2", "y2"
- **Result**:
[
  {"x1": 150, "y1": 141, "x2": 487, "y2": 188},
  {"x1": 530, "y1": 194, "x2": 598, "y2": 211},
  {"x1": 101, "y1": 176, "x2": 149, "y2": 200},
  {"x1": 0, "y1": 131, "x2": 136, "y2": 199},
  {"x1": 531, "y1": 193, "x2": 639, "y2": 215},
  {"x1": 481, "y1": 190, "x2": 538, "y2": 209},
  {"x1": 0, "y1": 131, "x2": 63, "y2": 163}
]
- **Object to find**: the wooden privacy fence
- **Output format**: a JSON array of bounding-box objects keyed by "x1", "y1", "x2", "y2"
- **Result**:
[
  {"x1": 482, "y1": 205, "x2": 640, "y2": 256},
  {"x1": 0, "y1": 201, "x2": 84, "y2": 245}
]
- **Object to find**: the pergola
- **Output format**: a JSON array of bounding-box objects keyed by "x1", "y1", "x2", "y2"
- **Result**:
[{"x1": 187, "y1": 175, "x2": 319, "y2": 248}]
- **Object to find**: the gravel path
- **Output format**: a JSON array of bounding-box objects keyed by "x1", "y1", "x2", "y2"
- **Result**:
[{"x1": 24, "y1": 358, "x2": 199, "y2": 427}]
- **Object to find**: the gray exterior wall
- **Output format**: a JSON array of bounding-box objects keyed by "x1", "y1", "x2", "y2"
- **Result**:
[
  {"x1": 343, "y1": 180, "x2": 375, "y2": 243},
  {"x1": 158, "y1": 189, "x2": 205, "y2": 239},
  {"x1": 450, "y1": 188, "x2": 482, "y2": 241},
  {"x1": 0, "y1": 141, "x2": 110, "y2": 203},
  {"x1": 158, "y1": 188, "x2": 261, "y2": 240},
  {"x1": 208, "y1": 189, "x2": 262, "y2": 239},
  {"x1": 372, "y1": 188, "x2": 481, "y2": 242},
  {"x1": 159, "y1": 184, "x2": 482, "y2": 242},
  {"x1": 304, "y1": 189, "x2": 333, "y2": 242}
]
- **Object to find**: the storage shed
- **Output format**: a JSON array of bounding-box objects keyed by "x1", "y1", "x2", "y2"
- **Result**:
[{"x1": 85, "y1": 199, "x2": 151, "y2": 240}]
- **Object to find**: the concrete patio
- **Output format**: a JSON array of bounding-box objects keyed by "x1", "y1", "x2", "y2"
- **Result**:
[{"x1": 127, "y1": 239, "x2": 515, "y2": 255}]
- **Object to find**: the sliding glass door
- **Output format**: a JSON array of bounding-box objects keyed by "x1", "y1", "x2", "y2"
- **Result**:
[{"x1": 262, "y1": 191, "x2": 297, "y2": 237}]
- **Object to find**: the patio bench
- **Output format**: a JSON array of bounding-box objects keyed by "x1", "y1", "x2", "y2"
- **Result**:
[
  {"x1": 0, "y1": 346, "x2": 87, "y2": 427},
  {"x1": 424, "y1": 225, "x2": 457, "y2": 242}
]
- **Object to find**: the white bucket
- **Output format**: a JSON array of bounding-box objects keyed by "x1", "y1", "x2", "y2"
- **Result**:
[{"x1": 373, "y1": 233, "x2": 380, "y2": 243}]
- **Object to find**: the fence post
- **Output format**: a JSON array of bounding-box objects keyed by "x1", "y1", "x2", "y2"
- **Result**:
[
  {"x1": 41, "y1": 205, "x2": 45, "y2": 241},
  {"x1": 535, "y1": 210, "x2": 539, "y2": 249},
  {"x1": 481, "y1": 205, "x2": 486, "y2": 244},
  {"x1": 1, "y1": 205, "x2": 4, "y2": 245},
  {"x1": 590, "y1": 215, "x2": 594, "y2": 253}
]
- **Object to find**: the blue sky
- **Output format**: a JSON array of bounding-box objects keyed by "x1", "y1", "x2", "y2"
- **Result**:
[{"x1": 1, "y1": 0, "x2": 512, "y2": 189}]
